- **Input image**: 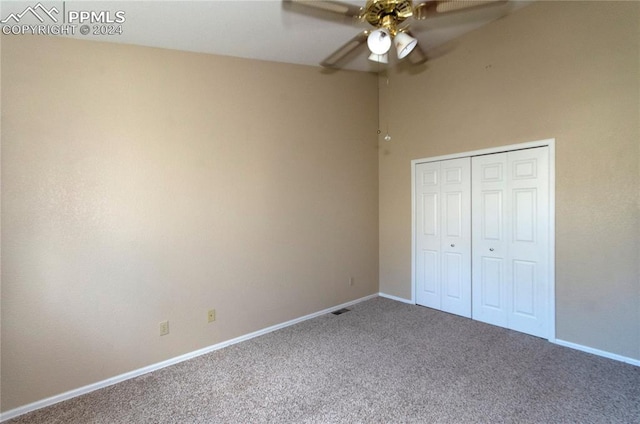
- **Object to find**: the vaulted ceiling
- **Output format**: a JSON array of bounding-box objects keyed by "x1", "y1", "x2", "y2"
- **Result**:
[{"x1": 1, "y1": 1, "x2": 532, "y2": 72}]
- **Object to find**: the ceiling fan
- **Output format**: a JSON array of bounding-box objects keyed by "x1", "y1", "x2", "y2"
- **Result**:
[{"x1": 285, "y1": 0, "x2": 507, "y2": 68}]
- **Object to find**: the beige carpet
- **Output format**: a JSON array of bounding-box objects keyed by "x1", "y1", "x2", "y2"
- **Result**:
[{"x1": 7, "y1": 297, "x2": 640, "y2": 423}]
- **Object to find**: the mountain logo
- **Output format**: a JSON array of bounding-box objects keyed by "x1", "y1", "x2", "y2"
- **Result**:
[{"x1": 1, "y1": 3, "x2": 59, "y2": 24}]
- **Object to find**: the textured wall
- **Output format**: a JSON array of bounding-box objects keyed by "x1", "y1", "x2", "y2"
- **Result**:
[
  {"x1": 379, "y1": 1, "x2": 639, "y2": 359},
  {"x1": 1, "y1": 36, "x2": 379, "y2": 411}
]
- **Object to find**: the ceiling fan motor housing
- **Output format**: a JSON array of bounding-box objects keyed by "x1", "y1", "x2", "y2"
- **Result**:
[{"x1": 364, "y1": 0, "x2": 414, "y2": 34}]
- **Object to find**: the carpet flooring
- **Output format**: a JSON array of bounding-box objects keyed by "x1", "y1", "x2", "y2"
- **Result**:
[{"x1": 7, "y1": 297, "x2": 640, "y2": 423}]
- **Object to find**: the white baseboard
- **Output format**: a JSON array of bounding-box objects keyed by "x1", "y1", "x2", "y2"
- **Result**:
[
  {"x1": 0, "y1": 293, "x2": 378, "y2": 422},
  {"x1": 553, "y1": 339, "x2": 640, "y2": 367},
  {"x1": 377, "y1": 294, "x2": 640, "y2": 368},
  {"x1": 378, "y1": 292, "x2": 414, "y2": 304},
  {"x1": 6, "y1": 294, "x2": 636, "y2": 422}
]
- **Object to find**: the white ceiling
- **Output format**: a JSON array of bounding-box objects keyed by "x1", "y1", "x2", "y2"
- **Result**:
[{"x1": 0, "y1": 0, "x2": 532, "y2": 72}]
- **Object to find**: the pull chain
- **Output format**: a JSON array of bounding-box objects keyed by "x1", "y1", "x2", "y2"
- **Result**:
[{"x1": 384, "y1": 73, "x2": 391, "y2": 142}]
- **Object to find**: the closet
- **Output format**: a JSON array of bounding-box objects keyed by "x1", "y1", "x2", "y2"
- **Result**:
[{"x1": 413, "y1": 143, "x2": 552, "y2": 339}]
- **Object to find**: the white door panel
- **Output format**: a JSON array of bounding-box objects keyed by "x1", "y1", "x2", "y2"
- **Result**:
[
  {"x1": 416, "y1": 158, "x2": 471, "y2": 318},
  {"x1": 416, "y1": 162, "x2": 442, "y2": 310},
  {"x1": 444, "y1": 192, "x2": 463, "y2": 237},
  {"x1": 512, "y1": 260, "x2": 536, "y2": 316},
  {"x1": 472, "y1": 153, "x2": 508, "y2": 327},
  {"x1": 480, "y1": 257, "x2": 503, "y2": 306},
  {"x1": 422, "y1": 193, "x2": 438, "y2": 236},
  {"x1": 419, "y1": 249, "x2": 440, "y2": 307},
  {"x1": 440, "y1": 158, "x2": 471, "y2": 317},
  {"x1": 507, "y1": 147, "x2": 549, "y2": 337},
  {"x1": 472, "y1": 147, "x2": 550, "y2": 338},
  {"x1": 442, "y1": 252, "x2": 464, "y2": 312},
  {"x1": 481, "y1": 190, "x2": 503, "y2": 240}
]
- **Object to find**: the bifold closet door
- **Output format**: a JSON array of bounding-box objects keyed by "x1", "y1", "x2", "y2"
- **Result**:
[
  {"x1": 471, "y1": 147, "x2": 550, "y2": 338},
  {"x1": 415, "y1": 158, "x2": 471, "y2": 318}
]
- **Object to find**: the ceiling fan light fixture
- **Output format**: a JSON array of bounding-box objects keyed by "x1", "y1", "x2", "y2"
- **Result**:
[
  {"x1": 367, "y1": 28, "x2": 392, "y2": 55},
  {"x1": 394, "y1": 31, "x2": 418, "y2": 59},
  {"x1": 368, "y1": 52, "x2": 388, "y2": 64}
]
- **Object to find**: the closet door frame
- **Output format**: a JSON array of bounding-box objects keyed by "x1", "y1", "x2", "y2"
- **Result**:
[{"x1": 411, "y1": 138, "x2": 556, "y2": 342}]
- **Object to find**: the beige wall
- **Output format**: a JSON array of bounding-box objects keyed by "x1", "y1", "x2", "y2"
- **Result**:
[
  {"x1": 1, "y1": 36, "x2": 379, "y2": 411},
  {"x1": 379, "y1": 1, "x2": 640, "y2": 359}
]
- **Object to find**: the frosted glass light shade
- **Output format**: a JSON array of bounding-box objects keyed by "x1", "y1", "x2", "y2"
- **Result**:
[
  {"x1": 368, "y1": 52, "x2": 388, "y2": 63},
  {"x1": 367, "y1": 29, "x2": 392, "y2": 55},
  {"x1": 394, "y1": 32, "x2": 417, "y2": 59}
]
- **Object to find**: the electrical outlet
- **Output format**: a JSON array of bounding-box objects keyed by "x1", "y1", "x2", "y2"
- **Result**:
[
  {"x1": 207, "y1": 309, "x2": 216, "y2": 323},
  {"x1": 349, "y1": 277, "x2": 355, "y2": 287},
  {"x1": 159, "y1": 320, "x2": 169, "y2": 336}
]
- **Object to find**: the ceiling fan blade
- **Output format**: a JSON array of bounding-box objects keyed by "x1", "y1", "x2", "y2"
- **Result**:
[
  {"x1": 414, "y1": 0, "x2": 507, "y2": 19},
  {"x1": 284, "y1": 0, "x2": 364, "y2": 19},
  {"x1": 437, "y1": 0, "x2": 507, "y2": 13},
  {"x1": 321, "y1": 31, "x2": 369, "y2": 68}
]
